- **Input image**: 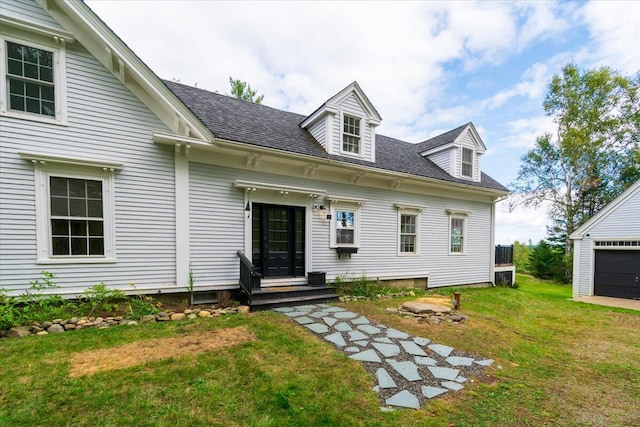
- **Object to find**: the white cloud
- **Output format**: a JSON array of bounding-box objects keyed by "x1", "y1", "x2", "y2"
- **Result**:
[
  {"x1": 514, "y1": 2, "x2": 573, "y2": 52},
  {"x1": 495, "y1": 200, "x2": 550, "y2": 244},
  {"x1": 87, "y1": 1, "x2": 573, "y2": 138},
  {"x1": 580, "y1": 1, "x2": 640, "y2": 74},
  {"x1": 488, "y1": 115, "x2": 556, "y2": 153}
]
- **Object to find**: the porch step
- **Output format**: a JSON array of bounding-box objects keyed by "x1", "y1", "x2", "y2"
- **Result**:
[{"x1": 248, "y1": 285, "x2": 339, "y2": 311}]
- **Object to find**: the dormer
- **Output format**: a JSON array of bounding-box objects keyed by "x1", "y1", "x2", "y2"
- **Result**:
[
  {"x1": 301, "y1": 82, "x2": 381, "y2": 163},
  {"x1": 418, "y1": 123, "x2": 486, "y2": 182}
]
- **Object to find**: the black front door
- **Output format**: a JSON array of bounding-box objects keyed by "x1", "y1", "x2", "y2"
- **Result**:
[{"x1": 252, "y1": 203, "x2": 305, "y2": 278}]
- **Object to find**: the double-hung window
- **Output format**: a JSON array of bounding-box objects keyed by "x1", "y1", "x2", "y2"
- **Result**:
[
  {"x1": 1, "y1": 35, "x2": 66, "y2": 124},
  {"x1": 399, "y1": 214, "x2": 417, "y2": 254},
  {"x1": 50, "y1": 177, "x2": 105, "y2": 256},
  {"x1": 6, "y1": 41, "x2": 55, "y2": 116},
  {"x1": 335, "y1": 209, "x2": 355, "y2": 244},
  {"x1": 329, "y1": 198, "x2": 365, "y2": 248},
  {"x1": 450, "y1": 216, "x2": 465, "y2": 254},
  {"x1": 342, "y1": 114, "x2": 361, "y2": 154},
  {"x1": 26, "y1": 154, "x2": 119, "y2": 263},
  {"x1": 394, "y1": 204, "x2": 423, "y2": 255},
  {"x1": 461, "y1": 147, "x2": 473, "y2": 178}
]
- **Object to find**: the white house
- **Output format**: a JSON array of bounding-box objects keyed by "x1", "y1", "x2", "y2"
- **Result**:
[
  {"x1": 570, "y1": 179, "x2": 640, "y2": 300},
  {"x1": 0, "y1": 0, "x2": 509, "y2": 307}
]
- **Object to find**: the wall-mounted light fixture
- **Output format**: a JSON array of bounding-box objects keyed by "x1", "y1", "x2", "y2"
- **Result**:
[
  {"x1": 313, "y1": 202, "x2": 329, "y2": 219},
  {"x1": 245, "y1": 201, "x2": 251, "y2": 217}
]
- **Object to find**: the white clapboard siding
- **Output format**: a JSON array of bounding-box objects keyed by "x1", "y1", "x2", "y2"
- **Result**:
[
  {"x1": 0, "y1": 10, "x2": 177, "y2": 296},
  {"x1": 0, "y1": 0, "x2": 66, "y2": 29},
  {"x1": 427, "y1": 150, "x2": 452, "y2": 175},
  {"x1": 582, "y1": 195, "x2": 640, "y2": 238},
  {"x1": 575, "y1": 239, "x2": 592, "y2": 296},
  {"x1": 308, "y1": 119, "x2": 326, "y2": 150},
  {"x1": 189, "y1": 162, "x2": 246, "y2": 286},
  {"x1": 187, "y1": 164, "x2": 493, "y2": 288}
]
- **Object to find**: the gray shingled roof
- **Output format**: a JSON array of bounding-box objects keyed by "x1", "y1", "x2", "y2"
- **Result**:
[
  {"x1": 415, "y1": 123, "x2": 470, "y2": 153},
  {"x1": 163, "y1": 81, "x2": 508, "y2": 192}
]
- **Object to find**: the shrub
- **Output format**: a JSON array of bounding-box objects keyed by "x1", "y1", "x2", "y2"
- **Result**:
[
  {"x1": 333, "y1": 274, "x2": 421, "y2": 299},
  {"x1": 0, "y1": 275, "x2": 159, "y2": 330}
]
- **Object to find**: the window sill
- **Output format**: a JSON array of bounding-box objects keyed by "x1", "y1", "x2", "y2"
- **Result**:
[
  {"x1": 1, "y1": 110, "x2": 67, "y2": 126},
  {"x1": 448, "y1": 252, "x2": 465, "y2": 256},
  {"x1": 397, "y1": 252, "x2": 419, "y2": 257},
  {"x1": 37, "y1": 257, "x2": 117, "y2": 265},
  {"x1": 338, "y1": 150, "x2": 365, "y2": 159}
]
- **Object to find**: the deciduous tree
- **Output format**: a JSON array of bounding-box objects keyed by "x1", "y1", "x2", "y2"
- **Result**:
[{"x1": 512, "y1": 64, "x2": 640, "y2": 262}]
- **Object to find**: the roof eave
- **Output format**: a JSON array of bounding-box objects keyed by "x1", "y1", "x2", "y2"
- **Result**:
[{"x1": 209, "y1": 137, "x2": 508, "y2": 198}]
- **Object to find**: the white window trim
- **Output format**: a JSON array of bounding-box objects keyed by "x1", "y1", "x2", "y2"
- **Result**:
[
  {"x1": 397, "y1": 207, "x2": 421, "y2": 256},
  {"x1": 339, "y1": 112, "x2": 363, "y2": 157},
  {"x1": 448, "y1": 213, "x2": 467, "y2": 255},
  {"x1": 33, "y1": 161, "x2": 116, "y2": 264},
  {"x1": 329, "y1": 202, "x2": 362, "y2": 249},
  {"x1": 0, "y1": 33, "x2": 67, "y2": 125},
  {"x1": 461, "y1": 147, "x2": 474, "y2": 179}
]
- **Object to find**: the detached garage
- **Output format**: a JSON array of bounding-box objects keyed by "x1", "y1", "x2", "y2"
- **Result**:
[{"x1": 571, "y1": 179, "x2": 640, "y2": 301}]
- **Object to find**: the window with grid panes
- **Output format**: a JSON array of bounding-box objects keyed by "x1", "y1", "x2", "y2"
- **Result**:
[
  {"x1": 450, "y1": 217, "x2": 465, "y2": 253},
  {"x1": 6, "y1": 41, "x2": 55, "y2": 117},
  {"x1": 49, "y1": 177, "x2": 104, "y2": 256},
  {"x1": 399, "y1": 214, "x2": 417, "y2": 253},
  {"x1": 342, "y1": 114, "x2": 361, "y2": 154}
]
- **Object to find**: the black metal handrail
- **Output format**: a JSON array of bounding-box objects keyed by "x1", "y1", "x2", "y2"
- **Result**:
[
  {"x1": 495, "y1": 244, "x2": 514, "y2": 265},
  {"x1": 238, "y1": 251, "x2": 261, "y2": 301}
]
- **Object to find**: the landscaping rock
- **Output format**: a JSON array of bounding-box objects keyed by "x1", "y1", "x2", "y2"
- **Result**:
[
  {"x1": 187, "y1": 313, "x2": 197, "y2": 320},
  {"x1": 42, "y1": 321, "x2": 53, "y2": 329},
  {"x1": 198, "y1": 310, "x2": 212, "y2": 318},
  {"x1": 140, "y1": 315, "x2": 156, "y2": 323},
  {"x1": 52, "y1": 319, "x2": 63, "y2": 324},
  {"x1": 47, "y1": 324, "x2": 65, "y2": 334},
  {"x1": 170, "y1": 313, "x2": 186, "y2": 321},
  {"x1": 401, "y1": 302, "x2": 451, "y2": 314},
  {"x1": 36, "y1": 331, "x2": 49, "y2": 336},
  {"x1": 6, "y1": 326, "x2": 32, "y2": 338},
  {"x1": 237, "y1": 306, "x2": 250, "y2": 315},
  {"x1": 156, "y1": 313, "x2": 171, "y2": 321},
  {"x1": 64, "y1": 324, "x2": 76, "y2": 330},
  {"x1": 126, "y1": 321, "x2": 138, "y2": 326}
]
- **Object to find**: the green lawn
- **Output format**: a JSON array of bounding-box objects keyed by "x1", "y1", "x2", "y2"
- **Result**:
[{"x1": 1, "y1": 275, "x2": 638, "y2": 426}]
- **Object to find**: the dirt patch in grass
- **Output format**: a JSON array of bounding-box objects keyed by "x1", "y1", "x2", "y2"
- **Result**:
[
  {"x1": 69, "y1": 326, "x2": 256, "y2": 377},
  {"x1": 414, "y1": 295, "x2": 454, "y2": 308}
]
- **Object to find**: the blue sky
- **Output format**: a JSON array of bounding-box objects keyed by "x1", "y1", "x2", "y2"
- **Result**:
[{"x1": 86, "y1": 1, "x2": 640, "y2": 244}]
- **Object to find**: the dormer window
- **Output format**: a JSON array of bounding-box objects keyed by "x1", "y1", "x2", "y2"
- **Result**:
[
  {"x1": 342, "y1": 114, "x2": 361, "y2": 154},
  {"x1": 461, "y1": 147, "x2": 473, "y2": 178}
]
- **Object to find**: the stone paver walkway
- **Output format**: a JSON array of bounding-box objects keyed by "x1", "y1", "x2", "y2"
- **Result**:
[{"x1": 275, "y1": 303, "x2": 493, "y2": 410}]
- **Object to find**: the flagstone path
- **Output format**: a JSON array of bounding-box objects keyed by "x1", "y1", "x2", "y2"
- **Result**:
[{"x1": 275, "y1": 303, "x2": 493, "y2": 410}]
